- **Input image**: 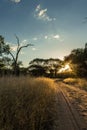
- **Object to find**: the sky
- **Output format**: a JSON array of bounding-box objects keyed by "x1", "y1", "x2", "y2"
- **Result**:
[{"x1": 0, "y1": 0, "x2": 87, "y2": 66}]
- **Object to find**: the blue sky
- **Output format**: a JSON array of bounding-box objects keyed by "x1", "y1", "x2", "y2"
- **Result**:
[{"x1": 0, "y1": 0, "x2": 87, "y2": 66}]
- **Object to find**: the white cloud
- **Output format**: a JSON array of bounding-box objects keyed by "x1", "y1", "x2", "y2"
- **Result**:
[
  {"x1": 44, "y1": 36, "x2": 48, "y2": 39},
  {"x1": 32, "y1": 48, "x2": 37, "y2": 51},
  {"x1": 53, "y1": 35, "x2": 60, "y2": 39},
  {"x1": 44, "y1": 34, "x2": 60, "y2": 40},
  {"x1": 35, "y1": 4, "x2": 56, "y2": 22},
  {"x1": 33, "y1": 37, "x2": 38, "y2": 41},
  {"x1": 10, "y1": 0, "x2": 21, "y2": 3},
  {"x1": 31, "y1": 34, "x2": 60, "y2": 42},
  {"x1": 21, "y1": 39, "x2": 28, "y2": 45},
  {"x1": 22, "y1": 39, "x2": 27, "y2": 43},
  {"x1": 38, "y1": 9, "x2": 47, "y2": 17},
  {"x1": 35, "y1": 4, "x2": 41, "y2": 12}
]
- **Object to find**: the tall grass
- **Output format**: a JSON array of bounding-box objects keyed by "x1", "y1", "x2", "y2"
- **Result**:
[
  {"x1": 0, "y1": 77, "x2": 56, "y2": 130},
  {"x1": 63, "y1": 78, "x2": 87, "y2": 91}
]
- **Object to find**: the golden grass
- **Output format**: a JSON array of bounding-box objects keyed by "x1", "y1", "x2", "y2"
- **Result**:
[
  {"x1": 63, "y1": 78, "x2": 78, "y2": 84},
  {"x1": 63, "y1": 78, "x2": 87, "y2": 91},
  {"x1": 0, "y1": 76, "x2": 56, "y2": 130}
]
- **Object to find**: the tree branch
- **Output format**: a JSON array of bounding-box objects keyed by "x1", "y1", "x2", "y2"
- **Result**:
[
  {"x1": 15, "y1": 44, "x2": 34, "y2": 65},
  {"x1": 9, "y1": 51, "x2": 16, "y2": 63},
  {"x1": 15, "y1": 34, "x2": 20, "y2": 54},
  {"x1": 15, "y1": 34, "x2": 20, "y2": 47}
]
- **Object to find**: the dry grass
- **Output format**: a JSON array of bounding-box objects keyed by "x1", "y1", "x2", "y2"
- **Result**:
[
  {"x1": 0, "y1": 76, "x2": 56, "y2": 130},
  {"x1": 63, "y1": 78, "x2": 87, "y2": 91},
  {"x1": 63, "y1": 78, "x2": 77, "y2": 84}
]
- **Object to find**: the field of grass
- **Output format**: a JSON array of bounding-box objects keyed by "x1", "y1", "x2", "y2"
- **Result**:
[
  {"x1": 63, "y1": 78, "x2": 87, "y2": 91},
  {"x1": 0, "y1": 77, "x2": 56, "y2": 130}
]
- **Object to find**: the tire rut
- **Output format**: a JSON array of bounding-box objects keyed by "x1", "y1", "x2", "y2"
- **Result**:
[{"x1": 54, "y1": 83, "x2": 87, "y2": 130}]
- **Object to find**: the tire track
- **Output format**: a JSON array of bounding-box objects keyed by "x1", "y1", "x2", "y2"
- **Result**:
[{"x1": 54, "y1": 83, "x2": 87, "y2": 130}]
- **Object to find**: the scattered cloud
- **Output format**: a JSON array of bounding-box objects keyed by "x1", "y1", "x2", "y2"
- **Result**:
[
  {"x1": 33, "y1": 37, "x2": 38, "y2": 41},
  {"x1": 39, "y1": 9, "x2": 47, "y2": 17},
  {"x1": 44, "y1": 36, "x2": 48, "y2": 39},
  {"x1": 35, "y1": 4, "x2": 41, "y2": 12},
  {"x1": 32, "y1": 47, "x2": 37, "y2": 51},
  {"x1": 31, "y1": 34, "x2": 60, "y2": 42},
  {"x1": 10, "y1": 0, "x2": 21, "y2": 3},
  {"x1": 6, "y1": 39, "x2": 29, "y2": 52},
  {"x1": 44, "y1": 34, "x2": 60, "y2": 40},
  {"x1": 21, "y1": 39, "x2": 28, "y2": 45},
  {"x1": 35, "y1": 4, "x2": 56, "y2": 22},
  {"x1": 53, "y1": 35, "x2": 60, "y2": 39},
  {"x1": 22, "y1": 39, "x2": 27, "y2": 43}
]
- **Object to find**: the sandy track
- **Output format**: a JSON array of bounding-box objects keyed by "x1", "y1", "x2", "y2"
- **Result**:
[{"x1": 54, "y1": 82, "x2": 87, "y2": 130}]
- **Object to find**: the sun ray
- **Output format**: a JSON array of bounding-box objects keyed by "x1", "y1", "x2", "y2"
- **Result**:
[{"x1": 59, "y1": 64, "x2": 71, "y2": 73}]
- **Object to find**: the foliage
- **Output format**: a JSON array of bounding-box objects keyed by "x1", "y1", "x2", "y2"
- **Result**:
[
  {"x1": 28, "y1": 58, "x2": 62, "y2": 77},
  {"x1": 0, "y1": 36, "x2": 10, "y2": 55},
  {"x1": 58, "y1": 71, "x2": 76, "y2": 78},
  {"x1": 64, "y1": 43, "x2": 87, "y2": 77},
  {"x1": 29, "y1": 64, "x2": 47, "y2": 76}
]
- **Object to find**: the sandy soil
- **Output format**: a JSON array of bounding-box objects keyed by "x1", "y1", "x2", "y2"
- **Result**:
[
  {"x1": 60, "y1": 82, "x2": 87, "y2": 123},
  {"x1": 54, "y1": 81, "x2": 87, "y2": 130}
]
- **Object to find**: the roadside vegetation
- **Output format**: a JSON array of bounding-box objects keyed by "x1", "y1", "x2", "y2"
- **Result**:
[
  {"x1": 63, "y1": 78, "x2": 87, "y2": 91},
  {"x1": 0, "y1": 77, "x2": 56, "y2": 130}
]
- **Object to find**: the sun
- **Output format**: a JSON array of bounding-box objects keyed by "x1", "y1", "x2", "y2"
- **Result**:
[
  {"x1": 58, "y1": 64, "x2": 71, "y2": 73},
  {"x1": 64, "y1": 64, "x2": 71, "y2": 70}
]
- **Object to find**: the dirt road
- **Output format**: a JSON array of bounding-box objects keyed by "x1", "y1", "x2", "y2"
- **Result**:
[{"x1": 54, "y1": 81, "x2": 87, "y2": 130}]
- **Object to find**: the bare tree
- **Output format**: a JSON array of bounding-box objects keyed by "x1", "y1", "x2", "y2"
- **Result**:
[{"x1": 0, "y1": 35, "x2": 33, "y2": 76}]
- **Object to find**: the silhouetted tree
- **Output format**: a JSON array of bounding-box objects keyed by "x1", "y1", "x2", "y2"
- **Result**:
[
  {"x1": 46, "y1": 58, "x2": 62, "y2": 77},
  {"x1": 29, "y1": 59, "x2": 48, "y2": 76},
  {"x1": 28, "y1": 58, "x2": 62, "y2": 77},
  {"x1": 29, "y1": 64, "x2": 47, "y2": 76},
  {"x1": 64, "y1": 43, "x2": 87, "y2": 77},
  {"x1": 0, "y1": 35, "x2": 33, "y2": 76}
]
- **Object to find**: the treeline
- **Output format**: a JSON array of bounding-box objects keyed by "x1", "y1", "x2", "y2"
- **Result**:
[{"x1": 0, "y1": 35, "x2": 87, "y2": 78}]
